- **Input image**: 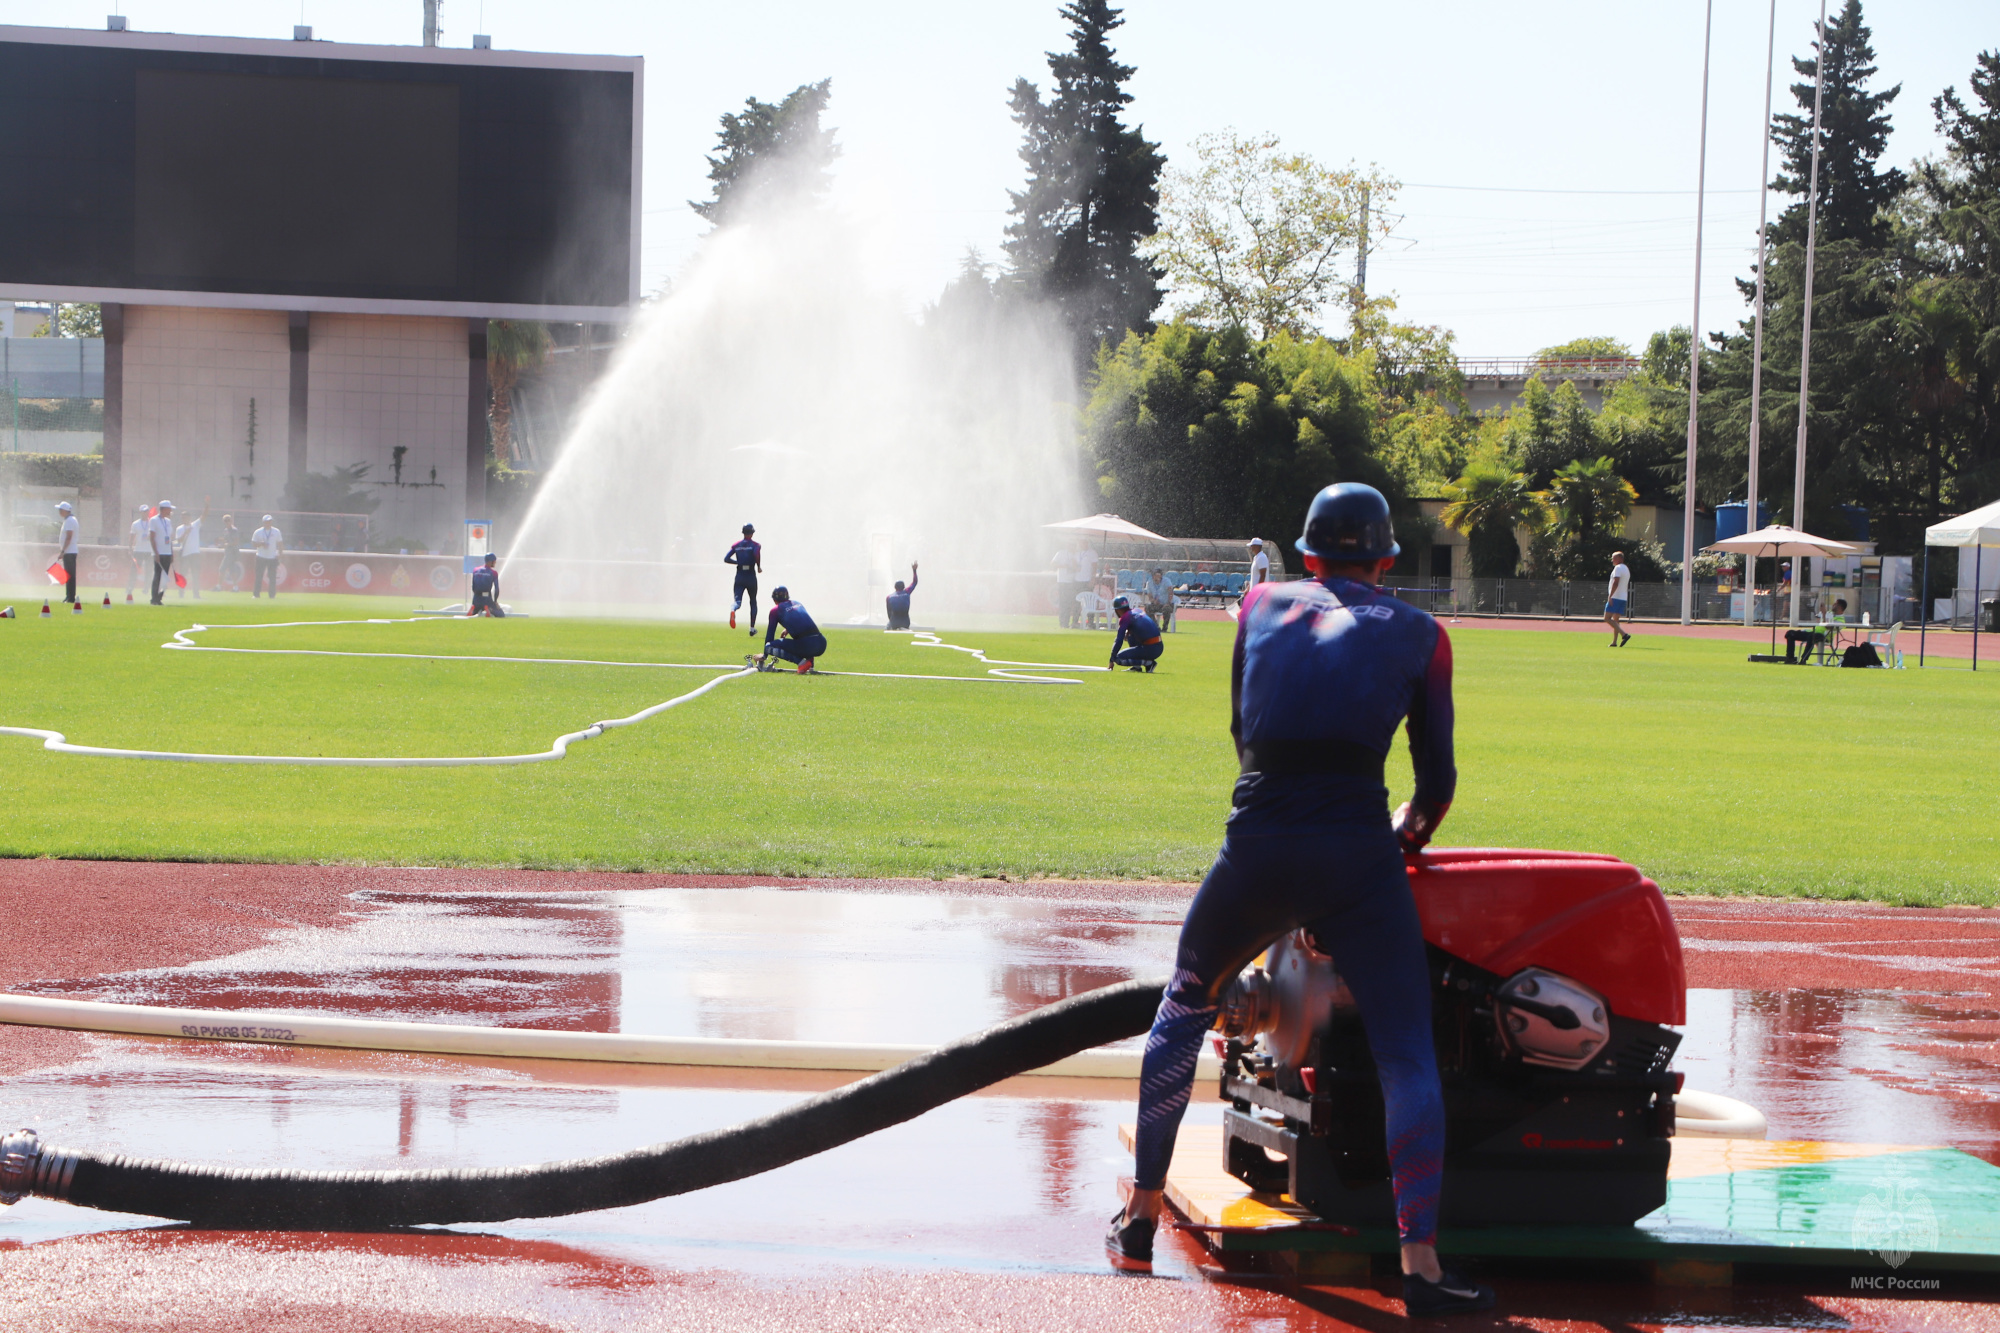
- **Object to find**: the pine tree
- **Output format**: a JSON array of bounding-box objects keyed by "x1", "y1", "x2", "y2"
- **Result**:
[
  {"x1": 1770, "y1": 0, "x2": 1904, "y2": 249},
  {"x1": 1004, "y1": 1, "x2": 1163, "y2": 366},
  {"x1": 691, "y1": 80, "x2": 839, "y2": 227}
]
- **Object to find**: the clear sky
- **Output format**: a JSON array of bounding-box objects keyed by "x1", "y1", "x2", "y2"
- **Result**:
[{"x1": 11, "y1": 0, "x2": 1995, "y2": 355}]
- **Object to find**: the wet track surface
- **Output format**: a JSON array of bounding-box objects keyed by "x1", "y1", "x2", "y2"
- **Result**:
[{"x1": 1, "y1": 862, "x2": 1997, "y2": 1330}]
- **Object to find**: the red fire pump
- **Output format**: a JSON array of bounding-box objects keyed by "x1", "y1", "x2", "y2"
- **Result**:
[{"x1": 1215, "y1": 848, "x2": 1686, "y2": 1226}]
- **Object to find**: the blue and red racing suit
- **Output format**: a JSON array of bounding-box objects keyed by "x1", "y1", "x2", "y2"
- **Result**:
[
  {"x1": 885, "y1": 571, "x2": 919, "y2": 630},
  {"x1": 1133, "y1": 574, "x2": 1454, "y2": 1246},
  {"x1": 468, "y1": 564, "x2": 504, "y2": 617},
  {"x1": 764, "y1": 598, "x2": 828, "y2": 665},
  {"x1": 1109, "y1": 607, "x2": 1164, "y2": 667},
  {"x1": 726, "y1": 538, "x2": 763, "y2": 617}
]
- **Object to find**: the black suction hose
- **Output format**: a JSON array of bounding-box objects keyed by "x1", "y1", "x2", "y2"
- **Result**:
[{"x1": 0, "y1": 977, "x2": 1164, "y2": 1230}]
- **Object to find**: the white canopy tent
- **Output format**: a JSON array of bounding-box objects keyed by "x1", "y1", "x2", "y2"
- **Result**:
[
  {"x1": 1921, "y1": 498, "x2": 2000, "y2": 670},
  {"x1": 1702, "y1": 525, "x2": 1858, "y2": 661}
]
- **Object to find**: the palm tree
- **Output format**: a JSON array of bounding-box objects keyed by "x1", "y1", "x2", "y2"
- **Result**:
[
  {"x1": 1539, "y1": 456, "x2": 1637, "y2": 579},
  {"x1": 1440, "y1": 460, "x2": 1547, "y2": 576},
  {"x1": 487, "y1": 320, "x2": 551, "y2": 468}
]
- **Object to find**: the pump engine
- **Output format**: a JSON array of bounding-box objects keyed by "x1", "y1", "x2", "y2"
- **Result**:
[{"x1": 1215, "y1": 848, "x2": 1684, "y2": 1226}]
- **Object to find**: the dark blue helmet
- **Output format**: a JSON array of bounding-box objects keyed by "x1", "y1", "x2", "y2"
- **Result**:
[
  {"x1": 1112, "y1": 595, "x2": 1131, "y2": 613},
  {"x1": 1296, "y1": 482, "x2": 1399, "y2": 562}
]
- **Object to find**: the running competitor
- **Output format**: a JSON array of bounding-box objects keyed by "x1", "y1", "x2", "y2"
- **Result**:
[
  {"x1": 726, "y1": 523, "x2": 762, "y2": 632},
  {"x1": 1107, "y1": 595, "x2": 1163, "y2": 671},
  {"x1": 756, "y1": 586, "x2": 827, "y2": 673},
  {"x1": 1106, "y1": 482, "x2": 1494, "y2": 1318}
]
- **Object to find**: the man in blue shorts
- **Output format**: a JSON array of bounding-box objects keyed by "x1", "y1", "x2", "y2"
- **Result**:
[
  {"x1": 1605, "y1": 551, "x2": 1632, "y2": 646},
  {"x1": 726, "y1": 523, "x2": 762, "y2": 632},
  {"x1": 1105, "y1": 482, "x2": 1493, "y2": 1318},
  {"x1": 1107, "y1": 595, "x2": 1163, "y2": 671},
  {"x1": 468, "y1": 553, "x2": 505, "y2": 617},
  {"x1": 756, "y1": 586, "x2": 827, "y2": 673}
]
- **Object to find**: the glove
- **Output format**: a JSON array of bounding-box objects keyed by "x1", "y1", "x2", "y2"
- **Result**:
[{"x1": 1392, "y1": 802, "x2": 1435, "y2": 855}]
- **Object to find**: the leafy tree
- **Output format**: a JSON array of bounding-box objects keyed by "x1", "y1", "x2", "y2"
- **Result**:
[
  {"x1": 1498, "y1": 375, "x2": 1605, "y2": 489},
  {"x1": 1535, "y1": 336, "x2": 1631, "y2": 362},
  {"x1": 487, "y1": 319, "x2": 551, "y2": 468},
  {"x1": 691, "y1": 80, "x2": 839, "y2": 226},
  {"x1": 1771, "y1": 0, "x2": 1904, "y2": 249},
  {"x1": 1534, "y1": 456, "x2": 1637, "y2": 580},
  {"x1": 28, "y1": 303, "x2": 101, "y2": 338},
  {"x1": 1005, "y1": 1, "x2": 1164, "y2": 366},
  {"x1": 1144, "y1": 131, "x2": 1395, "y2": 340},
  {"x1": 1440, "y1": 460, "x2": 1546, "y2": 577},
  {"x1": 1084, "y1": 321, "x2": 1392, "y2": 541}
]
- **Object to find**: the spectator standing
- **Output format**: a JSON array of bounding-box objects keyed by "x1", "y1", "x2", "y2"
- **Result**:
[
  {"x1": 50, "y1": 500, "x2": 80, "y2": 604},
  {"x1": 174, "y1": 500, "x2": 208, "y2": 600},
  {"x1": 215, "y1": 515, "x2": 243, "y2": 591},
  {"x1": 125, "y1": 505, "x2": 150, "y2": 599},
  {"x1": 1144, "y1": 567, "x2": 1175, "y2": 631},
  {"x1": 886, "y1": 562, "x2": 919, "y2": 630},
  {"x1": 251, "y1": 514, "x2": 285, "y2": 598},
  {"x1": 1052, "y1": 543, "x2": 1081, "y2": 629},
  {"x1": 1074, "y1": 541, "x2": 1099, "y2": 612},
  {"x1": 146, "y1": 500, "x2": 176, "y2": 605},
  {"x1": 1246, "y1": 538, "x2": 1271, "y2": 598},
  {"x1": 1604, "y1": 551, "x2": 1632, "y2": 647}
]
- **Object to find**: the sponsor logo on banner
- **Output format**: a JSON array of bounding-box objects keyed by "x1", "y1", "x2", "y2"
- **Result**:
[
  {"x1": 390, "y1": 565, "x2": 412, "y2": 590},
  {"x1": 298, "y1": 559, "x2": 332, "y2": 591},
  {"x1": 346, "y1": 563, "x2": 372, "y2": 590},
  {"x1": 429, "y1": 565, "x2": 456, "y2": 591}
]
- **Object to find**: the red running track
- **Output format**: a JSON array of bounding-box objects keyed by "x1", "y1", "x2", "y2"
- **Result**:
[{"x1": 0, "y1": 859, "x2": 1995, "y2": 1332}]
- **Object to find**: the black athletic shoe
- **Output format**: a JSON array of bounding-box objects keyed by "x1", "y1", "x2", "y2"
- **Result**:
[
  {"x1": 1619, "y1": 631, "x2": 1632, "y2": 647},
  {"x1": 1104, "y1": 1211, "x2": 1155, "y2": 1273},
  {"x1": 1402, "y1": 1270, "x2": 1496, "y2": 1317}
]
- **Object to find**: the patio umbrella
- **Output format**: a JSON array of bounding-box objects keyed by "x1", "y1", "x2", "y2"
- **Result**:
[
  {"x1": 1921, "y1": 498, "x2": 2000, "y2": 670},
  {"x1": 1042, "y1": 513, "x2": 1172, "y2": 545},
  {"x1": 1703, "y1": 525, "x2": 1859, "y2": 661}
]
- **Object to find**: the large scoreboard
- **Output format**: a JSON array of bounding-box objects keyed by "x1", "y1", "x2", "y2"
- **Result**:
[{"x1": 0, "y1": 26, "x2": 640, "y2": 319}]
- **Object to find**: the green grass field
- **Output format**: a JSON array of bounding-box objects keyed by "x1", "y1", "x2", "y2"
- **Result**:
[{"x1": 1, "y1": 591, "x2": 1994, "y2": 903}]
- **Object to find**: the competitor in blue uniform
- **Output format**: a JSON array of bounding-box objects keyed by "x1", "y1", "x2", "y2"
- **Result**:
[
  {"x1": 726, "y1": 524, "x2": 762, "y2": 631},
  {"x1": 1108, "y1": 596, "x2": 1163, "y2": 671},
  {"x1": 1105, "y1": 483, "x2": 1493, "y2": 1318},
  {"x1": 468, "y1": 553, "x2": 505, "y2": 617},
  {"x1": 885, "y1": 563, "x2": 919, "y2": 630},
  {"x1": 757, "y1": 586, "x2": 827, "y2": 673}
]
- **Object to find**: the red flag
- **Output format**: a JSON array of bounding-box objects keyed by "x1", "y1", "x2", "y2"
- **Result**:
[
  {"x1": 173, "y1": 571, "x2": 188, "y2": 589},
  {"x1": 46, "y1": 559, "x2": 66, "y2": 585}
]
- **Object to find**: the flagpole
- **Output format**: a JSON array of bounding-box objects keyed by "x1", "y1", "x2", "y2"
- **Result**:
[
  {"x1": 1744, "y1": 0, "x2": 1777, "y2": 629},
  {"x1": 1680, "y1": 0, "x2": 1714, "y2": 626},
  {"x1": 1790, "y1": 0, "x2": 1829, "y2": 629}
]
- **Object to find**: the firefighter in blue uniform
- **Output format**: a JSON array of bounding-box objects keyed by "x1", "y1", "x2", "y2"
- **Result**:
[
  {"x1": 1107, "y1": 595, "x2": 1163, "y2": 671},
  {"x1": 1105, "y1": 483, "x2": 1494, "y2": 1318},
  {"x1": 756, "y1": 586, "x2": 828, "y2": 673},
  {"x1": 726, "y1": 523, "x2": 762, "y2": 632},
  {"x1": 468, "y1": 553, "x2": 504, "y2": 617}
]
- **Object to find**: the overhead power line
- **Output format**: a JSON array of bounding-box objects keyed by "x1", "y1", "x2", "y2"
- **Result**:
[{"x1": 1402, "y1": 182, "x2": 1761, "y2": 197}]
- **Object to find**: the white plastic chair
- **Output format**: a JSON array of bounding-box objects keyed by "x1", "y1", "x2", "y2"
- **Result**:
[{"x1": 1865, "y1": 622, "x2": 1903, "y2": 668}]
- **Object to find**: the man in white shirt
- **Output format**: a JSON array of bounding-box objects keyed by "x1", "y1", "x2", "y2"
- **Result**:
[
  {"x1": 146, "y1": 500, "x2": 176, "y2": 605},
  {"x1": 126, "y1": 505, "x2": 150, "y2": 598},
  {"x1": 1051, "y1": 543, "x2": 1080, "y2": 628},
  {"x1": 1074, "y1": 541, "x2": 1099, "y2": 598},
  {"x1": 174, "y1": 500, "x2": 207, "y2": 600},
  {"x1": 1246, "y1": 537, "x2": 1272, "y2": 601},
  {"x1": 1604, "y1": 551, "x2": 1633, "y2": 647},
  {"x1": 50, "y1": 500, "x2": 80, "y2": 604},
  {"x1": 251, "y1": 515, "x2": 285, "y2": 598}
]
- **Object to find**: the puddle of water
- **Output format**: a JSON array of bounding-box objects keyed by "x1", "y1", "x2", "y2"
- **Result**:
[{"x1": 1678, "y1": 988, "x2": 2000, "y2": 1164}]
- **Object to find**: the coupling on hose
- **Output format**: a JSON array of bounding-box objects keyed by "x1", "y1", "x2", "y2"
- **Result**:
[{"x1": 0, "y1": 1129, "x2": 79, "y2": 1205}]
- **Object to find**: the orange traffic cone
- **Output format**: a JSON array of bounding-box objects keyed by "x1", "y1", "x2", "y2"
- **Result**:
[
  {"x1": 125, "y1": 590, "x2": 134, "y2": 603},
  {"x1": 71, "y1": 599, "x2": 83, "y2": 614},
  {"x1": 102, "y1": 593, "x2": 112, "y2": 607},
  {"x1": 41, "y1": 600, "x2": 52, "y2": 617}
]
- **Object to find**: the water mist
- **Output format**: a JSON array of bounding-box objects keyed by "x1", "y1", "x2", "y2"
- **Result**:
[{"x1": 509, "y1": 190, "x2": 1082, "y2": 623}]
